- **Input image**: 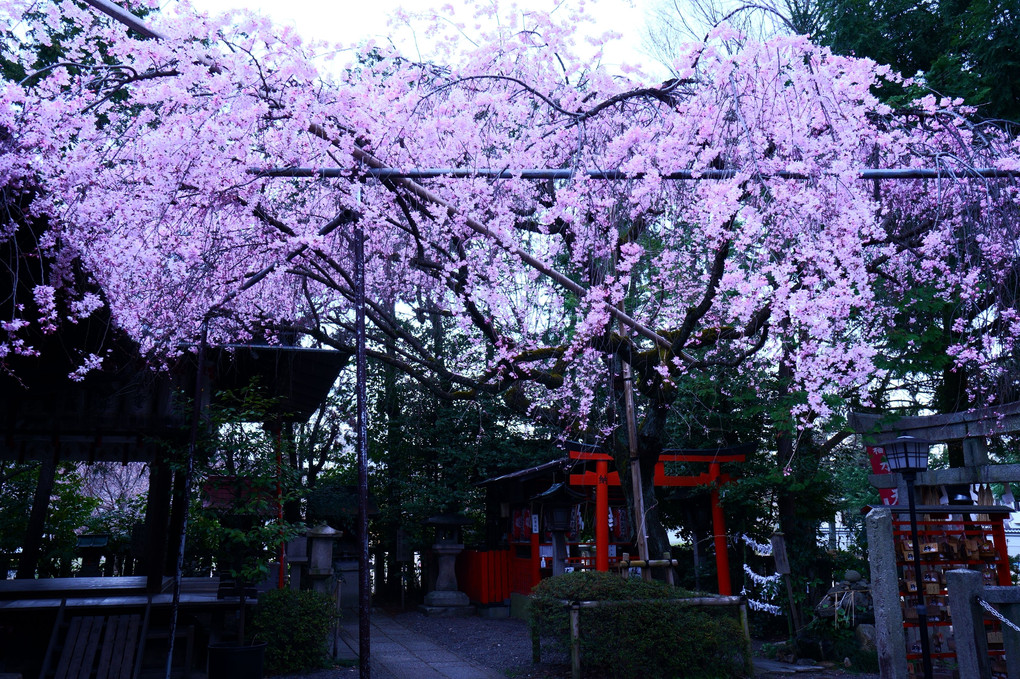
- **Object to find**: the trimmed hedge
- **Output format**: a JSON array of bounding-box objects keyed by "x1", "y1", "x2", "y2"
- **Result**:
[
  {"x1": 530, "y1": 571, "x2": 749, "y2": 679},
  {"x1": 251, "y1": 589, "x2": 337, "y2": 674}
]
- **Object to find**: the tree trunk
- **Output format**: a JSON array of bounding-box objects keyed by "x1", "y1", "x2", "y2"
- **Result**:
[
  {"x1": 284, "y1": 423, "x2": 301, "y2": 524},
  {"x1": 614, "y1": 398, "x2": 673, "y2": 578},
  {"x1": 144, "y1": 458, "x2": 173, "y2": 592},
  {"x1": 775, "y1": 356, "x2": 807, "y2": 627},
  {"x1": 17, "y1": 455, "x2": 56, "y2": 579}
]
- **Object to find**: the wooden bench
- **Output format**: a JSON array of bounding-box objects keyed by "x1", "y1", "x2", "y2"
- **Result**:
[{"x1": 40, "y1": 601, "x2": 150, "y2": 679}]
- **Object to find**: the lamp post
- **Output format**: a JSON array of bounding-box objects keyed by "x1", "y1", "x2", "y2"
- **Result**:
[{"x1": 884, "y1": 435, "x2": 933, "y2": 679}]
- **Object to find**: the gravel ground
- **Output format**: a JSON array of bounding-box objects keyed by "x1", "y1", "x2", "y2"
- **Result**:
[
  {"x1": 388, "y1": 609, "x2": 880, "y2": 679},
  {"x1": 277, "y1": 609, "x2": 881, "y2": 679}
]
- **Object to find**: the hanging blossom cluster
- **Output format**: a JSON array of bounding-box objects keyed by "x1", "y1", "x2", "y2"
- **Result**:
[{"x1": 2, "y1": 0, "x2": 1019, "y2": 426}]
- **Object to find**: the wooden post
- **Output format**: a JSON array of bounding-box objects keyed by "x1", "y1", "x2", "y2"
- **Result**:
[
  {"x1": 622, "y1": 360, "x2": 650, "y2": 580},
  {"x1": 771, "y1": 532, "x2": 801, "y2": 632},
  {"x1": 570, "y1": 601, "x2": 581, "y2": 679},
  {"x1": 17, "y1": 452, "x2": 56, "y2": 579},
  {"x1": 992, "y1": 520, "x2": 1012, "y2": 585},
  {"x1": 532, "y1": 623, "x2": 541, "y2": 664},
  {"x1": 739, "y1": 602, "x2": 754, "y2": 677},
  {"x1": 144, "y1": 458, "x2": 173, "y2": 593},
  {"x1": 272, "y1": 420, "x2": 286, "y2": 589},
  {"x1": 710, "y1": 472, "x2": 731, "y2": 595},
  {"x1": 596, "y1": 460, "x2": 609, "y2": 572}
]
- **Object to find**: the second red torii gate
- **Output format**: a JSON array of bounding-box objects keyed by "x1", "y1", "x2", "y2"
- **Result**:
[{"x1": 567, "y1": 445, "x2": 749, "y2": 595}]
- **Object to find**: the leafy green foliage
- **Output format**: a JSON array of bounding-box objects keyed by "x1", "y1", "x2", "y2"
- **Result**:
[
  {"x1": 818, "y1": 0, "x2": 1020, "y2": 121},
  {"x1": 187, "y1": 382, "x2": 303, "y2": 587},
  {"x1": 0, "y1": 461, "x2": 99, "y2": 577},
  {"x1": 797, "y1": 616, "x2": 878, "y2": 671},
  {"x1": 530, "y1": 572, "x2": 749, "y2": 679},
  {"x1": 250, "y1": 589, "x2": 337, "y2": 674}
]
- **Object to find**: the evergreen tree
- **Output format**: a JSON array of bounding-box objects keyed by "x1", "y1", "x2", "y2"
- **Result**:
[{"x1": 818, "y1": 0, "x2": 1020, "y2": 122}]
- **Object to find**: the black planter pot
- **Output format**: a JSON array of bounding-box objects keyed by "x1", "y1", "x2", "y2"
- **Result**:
[{"x1": 207, "y1": 642, "x2": 266, "y2": 679}]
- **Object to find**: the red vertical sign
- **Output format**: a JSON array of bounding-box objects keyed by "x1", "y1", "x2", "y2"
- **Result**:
[{"x1": 866, "y1": 445, "x2": 898, "y2": 506}]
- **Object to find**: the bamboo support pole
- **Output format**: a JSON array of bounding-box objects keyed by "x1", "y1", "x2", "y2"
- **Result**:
[
  {"x1": 563, "y1": 596, "x2": 747, "y2": 607},
  {"x1": 614, "y1": 551, "x2": 680, "y2": 579},
  {"x1": 614, "y1": 556, "x2": 681, "y2": 569}
]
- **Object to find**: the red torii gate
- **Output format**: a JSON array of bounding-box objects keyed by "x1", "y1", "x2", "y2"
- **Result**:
[{"x1": 567, "y1": 445, "x2": 748, "y2": 595}]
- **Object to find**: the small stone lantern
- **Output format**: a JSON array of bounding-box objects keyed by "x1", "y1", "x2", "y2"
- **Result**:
[
  {"x1": 76, "y1": 534, "x2": 110, "y2": 577},
  {"x1": 306, "y1": 523, "x2": 341, "y2": 595},
  {"x1": 421, "y1": 513, "x2": 474, "y2": 616}
]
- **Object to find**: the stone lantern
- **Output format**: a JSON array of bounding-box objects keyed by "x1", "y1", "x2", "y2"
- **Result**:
[
  {"x1": 76, "y1": 534, "x2": 110, "y2": 577},
  {"x1": 306, "y1": 523, "x2": 341, "y2": 595},
  {"x1": 420, "y1": 513, "x2": 474, "y2": 616}
]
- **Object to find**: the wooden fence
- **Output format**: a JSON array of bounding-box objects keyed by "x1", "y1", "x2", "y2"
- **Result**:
[{"x1": 456, "y1": 549, "x2": 512, "y2": 605}]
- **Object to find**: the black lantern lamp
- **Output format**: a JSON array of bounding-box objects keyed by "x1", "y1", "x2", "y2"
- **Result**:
[
  {"x1": 885, "y1": 435, "x2": 933, "y2": 679},
  {"x1": 884, "y1": 436, "x2": 931, "y2": 476},
  {"x1": 531, "y1": 483, "x2": 586, "y2": 532}
]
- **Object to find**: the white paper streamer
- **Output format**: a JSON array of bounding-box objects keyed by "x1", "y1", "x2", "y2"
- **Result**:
[
  {"x1": 745, "y1": 596, "x2": 784, "y2": 616},
  {"x1": 741, "y1": 563, "x2": 784, "y2": 617},
  {"x1": 743, "y1": 563, "x2": 782, "y2": 586},
  {"x1": 739, "y1": 533, "x2": 773, "y2": 557}
]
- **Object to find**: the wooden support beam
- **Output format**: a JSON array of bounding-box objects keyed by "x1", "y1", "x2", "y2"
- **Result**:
[
  {"x1": 850, "y1": 401, "x2": 1020, "y2": 442},
  {"x1": 869, "y1": 464, "x2": 1020, "y2": 488}
]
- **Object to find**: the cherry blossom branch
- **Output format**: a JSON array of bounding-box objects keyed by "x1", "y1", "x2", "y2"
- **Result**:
[{"x1": 305, "y1": 123, "x2": 681, "y2": 356}]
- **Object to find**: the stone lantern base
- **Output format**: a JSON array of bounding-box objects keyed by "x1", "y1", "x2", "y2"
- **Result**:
[
  {"x1": 419, "y1": 589, "x2": 475, "y2": 617},
  {"x1": 418, "y1": 541, "x2": 475, "y2": 617},
  {"x1": 420, "y1": 515, "x2": 476, "y2": 617}
]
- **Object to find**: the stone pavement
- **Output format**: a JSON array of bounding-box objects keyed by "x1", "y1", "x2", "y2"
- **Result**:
[{"x1": 338, "y1": 611, "x2": 505, "y2": 679}]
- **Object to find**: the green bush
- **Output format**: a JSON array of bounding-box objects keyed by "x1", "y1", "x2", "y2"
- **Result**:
[
  {"x1": 529, "y1": 571, "x2": 750, "y2": 678},
  {"x1": 251, "y1": 589, "x2": 337, "y2": 674}
]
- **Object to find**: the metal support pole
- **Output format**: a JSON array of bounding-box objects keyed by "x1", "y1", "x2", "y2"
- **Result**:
[
  {"x1": 167, "y1": 320, "x2": 207, "y2": 679},
  {"x1": 355, "y1": 218, "x2": 371, "y2": 679},
  {"x1": 272, "y1": 421, "x2": 286, "y2": 589},
  {"x1": 905, "y1": 473, "x2": 933, "y2": 679}
]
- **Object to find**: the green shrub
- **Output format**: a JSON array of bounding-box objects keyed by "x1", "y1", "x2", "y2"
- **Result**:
[
  {"x1": 251, "y1": 589, "x2": 337, "y2": 674},
  {"x1": 529, "y1": 571, "x2": 749, "y2": 678}
]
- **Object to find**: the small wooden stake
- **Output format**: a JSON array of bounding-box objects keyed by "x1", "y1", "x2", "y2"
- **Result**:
[{"x1": 570, "y1": 601, "x2": 581, "y2": 679}]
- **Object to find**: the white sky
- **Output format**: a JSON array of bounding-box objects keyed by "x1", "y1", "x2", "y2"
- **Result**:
[{"x1": 183, "y1": 0, "x2": 665, "y2": 76}]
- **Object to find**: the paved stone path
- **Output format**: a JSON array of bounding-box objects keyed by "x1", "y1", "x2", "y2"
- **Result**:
[{"x1": 338, "y1": 612, "x2": 505, "y2": 679}]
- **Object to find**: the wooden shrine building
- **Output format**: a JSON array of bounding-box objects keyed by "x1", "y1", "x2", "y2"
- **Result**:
[
  {"x1": 468, "y1": 442, "x2": 750, "y2": 606},
  {"x1": 0, "y1": 338, "x2": 348, "y2": 677}
]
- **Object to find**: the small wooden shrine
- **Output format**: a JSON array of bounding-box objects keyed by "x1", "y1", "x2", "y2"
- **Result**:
[{"x1": 466, "y1": 442, "x2": 750, "y2": 606}]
